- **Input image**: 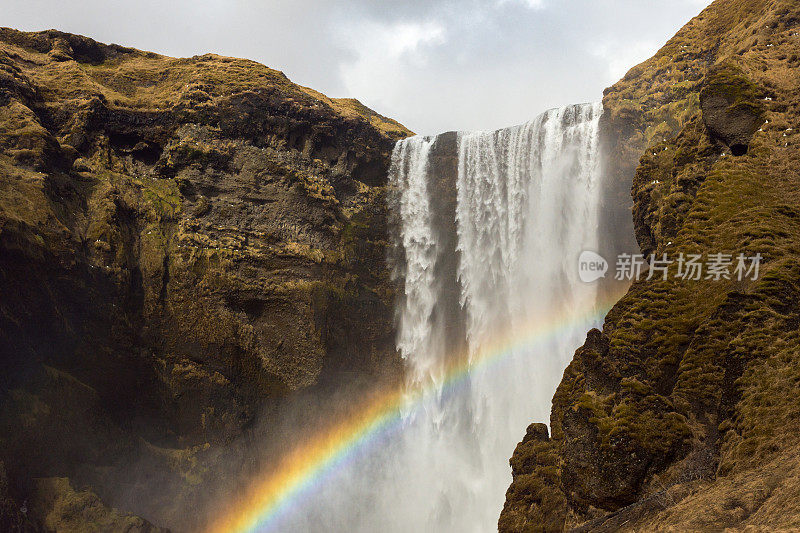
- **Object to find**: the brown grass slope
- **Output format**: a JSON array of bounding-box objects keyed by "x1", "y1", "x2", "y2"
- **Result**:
[
  {"x1": 0, "y1": 28, "x2": 411, "y2": 531},
  {"x1": 501, "y1": 0, "x2": 800, "y2": 531}
]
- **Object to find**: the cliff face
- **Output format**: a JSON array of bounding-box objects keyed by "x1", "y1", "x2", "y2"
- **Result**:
[
  {"x1": 501, "y1": 0, "x2": 800, "y2": 531},
  {"x1": 0, "y1": 28, "x2": 411, "y2": 530}
]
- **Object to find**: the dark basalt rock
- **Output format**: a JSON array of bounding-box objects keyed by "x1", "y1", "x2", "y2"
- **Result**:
[{"x1": 700, "y1": 62, "x2": 765, "y2": 156}]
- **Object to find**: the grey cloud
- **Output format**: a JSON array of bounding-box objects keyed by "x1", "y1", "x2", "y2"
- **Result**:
[{"x1": 5, "y1": 0, "x2": 712, "y2": 134}]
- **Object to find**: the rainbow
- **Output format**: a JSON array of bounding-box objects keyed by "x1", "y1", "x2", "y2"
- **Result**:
[{"x1": 207, "y1": 291, "x2": 624, "y2": 533}]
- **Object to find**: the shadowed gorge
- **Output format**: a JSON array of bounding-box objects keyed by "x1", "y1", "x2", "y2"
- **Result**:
[{"x1": 206, "y1": 104, "x2": 611, "y2": 533}]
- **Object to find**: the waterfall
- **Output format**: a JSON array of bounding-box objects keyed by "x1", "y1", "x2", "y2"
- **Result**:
[{"x1": 272, "y1": 103, "x2": 604, "y2": 532}]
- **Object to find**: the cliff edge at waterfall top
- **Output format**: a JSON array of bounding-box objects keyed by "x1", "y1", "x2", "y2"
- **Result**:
[{"x1": 501, "y1": 0, "x2": 800, "y2": 531}]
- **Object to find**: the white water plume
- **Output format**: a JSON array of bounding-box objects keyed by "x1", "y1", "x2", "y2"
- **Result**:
[{"x1": 271, "y1": 102, "x2": 605, "y2": 532}]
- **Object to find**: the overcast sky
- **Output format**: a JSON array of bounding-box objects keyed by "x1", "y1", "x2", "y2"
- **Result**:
[{"x1": 6, "y1": 0, "x2": 712, "y2": 135}]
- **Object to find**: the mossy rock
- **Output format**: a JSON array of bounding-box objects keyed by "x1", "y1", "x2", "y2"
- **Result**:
[{"x1": 700, "y1": 61, "x2": 765, "y2": 154}]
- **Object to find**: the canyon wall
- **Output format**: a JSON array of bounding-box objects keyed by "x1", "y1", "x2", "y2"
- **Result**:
[
  {"x1": 0, "y1": 28, "x2": 410, "y2": 531},
  {"x1": 501, "y1": 0, "x2": 800, "y2": 530}
]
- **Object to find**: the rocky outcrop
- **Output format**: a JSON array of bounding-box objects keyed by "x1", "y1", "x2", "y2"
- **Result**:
[
  {"x1": 0, "y1": 28, "x2": 411, "y2": 530},
  {"x1": 501, "y1": 0, "x2": 800, "y2": 531},
  {"x1": 699, "y1": 62, "x2": 765, "y2": 156},
  {"x1": 31, "y1": 477, "x2": 167, "y2": 533},
  {"x1": 499, "y1": 424, "x2": 566, "y2": 533}
]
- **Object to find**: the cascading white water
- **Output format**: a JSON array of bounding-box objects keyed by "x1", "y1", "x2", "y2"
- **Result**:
[
  {"x1": 391, "y1": 102, "x2": 603, "y2": 531},
  {"x1": 273, "y1": 103, "x2": 604, "y2": 532},
  {"x1": 390, "y1": 136, "x2": 446, "y2": 388},
  {"x1": 447, "y1": 103, "x2": 604, "y2": 529}
]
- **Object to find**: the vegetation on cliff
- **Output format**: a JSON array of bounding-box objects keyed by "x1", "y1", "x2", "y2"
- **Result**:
[
  {"x1": 501, "y1": 0, "x2": 800, "y2": 530},
  {"x1": 0, "y1": 28, "x2": 411, "y2": 530}
]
